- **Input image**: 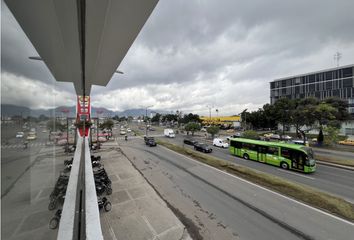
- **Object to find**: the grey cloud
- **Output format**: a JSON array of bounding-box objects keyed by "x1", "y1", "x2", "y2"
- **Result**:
[{"x1": 2, "y1": 0, "x2": 354, "y2": 112}]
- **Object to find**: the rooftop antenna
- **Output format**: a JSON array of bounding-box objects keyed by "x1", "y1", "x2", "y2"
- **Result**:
[{"x1": 333, "y1": 52, "x2": 342, "y2": 67}]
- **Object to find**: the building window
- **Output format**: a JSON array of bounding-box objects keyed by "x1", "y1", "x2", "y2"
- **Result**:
[
  {"x1": 325, "y1": 71, "x2": 332, "y2": 80},
  {"x1": 309, "y1": 74, "x2": 315, "y2": 83},
  {"x1": 343, "y1": 78, "x2": 353, "y2": 87},
  {"x1": 343, "y1": 67, "x2": 353, "y2": 78},
  {"x1": 325, "y1": 81, "x2": 332, "y2": 90},
  {"x1": 309, "y1": 84, "x2": 315, "y2": 91}
]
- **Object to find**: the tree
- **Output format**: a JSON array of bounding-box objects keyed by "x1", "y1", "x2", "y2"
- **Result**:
[
  {"x1": 242, "y1": 130, "x2": 259, "y2": 140},
  {"x1": 161, "y1": 114, "x2": 178, "y2": 123},
  {"x1": 100, "y1": 119, "x2": 114, "y2": 130},
  {"x1": 180, "y1": 113, "x2": 201, "y2": 124},
  {"x1": 324, "y1": 97, "x2": 351, "y2": 122},
  {"x1": 314, "y1": 103, "x2": 337, "y2": 145},
  {"x1": 290, "y1": 98, "x2": 317, "y2": 143},
  {"x1": 262, "y1": 103, "x2": 277, "y2": 129},
  {"x1": 151, "y1": 113, "x2": 161, "y2": 123},
  {"x1": 207, "y1": 126, "x2": 219, "y2": 139},
  {"x1": 184, "y1": 122, "x2": 201, "y2": 136},
  {"x1": 324, "y1": 126, "x2": 340, "y2": 146},
  {"x1": 273, "y1": 98, "x2": 295, "y2": 134}
]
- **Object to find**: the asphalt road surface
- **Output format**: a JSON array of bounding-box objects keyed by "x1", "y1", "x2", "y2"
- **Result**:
[
  {"x1": 168, "y1": 134, "x2": 354, "y2": 203},
  {"x1": 117, "y1": 137, "x2": 354, "y2": 240},
  {"x1": 129, "y1": 124, "x2": 354, "y2": 203}
]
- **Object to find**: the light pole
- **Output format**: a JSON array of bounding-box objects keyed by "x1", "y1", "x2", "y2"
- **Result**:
[
  {"x1": 206, "y1": 105, "x2": 214, "y2": 125},
  {"x1": 145, "y1": 105, "x2": 153, "y2": 136}
]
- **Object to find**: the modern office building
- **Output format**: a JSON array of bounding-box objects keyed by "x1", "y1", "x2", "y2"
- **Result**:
[
  {"x1": 270, "y1": 64, "x2": 354, "y2": 114},
  {"x1": 270, "y1": 64, "x2": 354, "y2": 135}
]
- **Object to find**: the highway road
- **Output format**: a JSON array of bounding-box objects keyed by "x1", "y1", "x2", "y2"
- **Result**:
[
  {"x1": 168, "y1": 135, "x2": 354, "y2": 203},
  {"x1": 117, "y1": 137, "x2": 354, "y2": 240},
  {"x1": 130, "y1": 125, "x2": 354, "y2": 203}
]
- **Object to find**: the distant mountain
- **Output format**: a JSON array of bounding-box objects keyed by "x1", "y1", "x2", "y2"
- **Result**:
[{"x1": 1, "y1": 104, "x2": 169, "y2": 118}]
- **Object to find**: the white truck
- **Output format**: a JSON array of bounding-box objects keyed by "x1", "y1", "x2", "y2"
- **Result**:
[{"x1": 164, "y1": 129, "x2": 175, "y2": 138}]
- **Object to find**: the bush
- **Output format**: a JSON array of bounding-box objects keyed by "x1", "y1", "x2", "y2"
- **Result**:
[
  {"x1": 242, "y1": 130, "x2": 259, "y2": 140},
  {"x1": 324, "y1": 126, "x2": 340, "y2": 146}
]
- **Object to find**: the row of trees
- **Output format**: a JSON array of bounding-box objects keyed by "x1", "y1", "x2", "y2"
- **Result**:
[{"x1": 242, "y1": 97, "x2": 351, "y2": 145}]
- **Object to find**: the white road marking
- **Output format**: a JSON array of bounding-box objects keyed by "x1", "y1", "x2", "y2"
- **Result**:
[
  {"x1": 277, "y1": 169, "x2": 315, "y2": 180},
  {"x1": 159, "y1": 145, "x2": 354, "y2": 226}
]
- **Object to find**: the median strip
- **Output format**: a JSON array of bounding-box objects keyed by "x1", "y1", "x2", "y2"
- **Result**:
[
  {"x1": 315, "y1": 155, "x2": 354, "y2": 168},
  {"x1": 156, "y1": 140, "x2": 354, "y2": 222}
]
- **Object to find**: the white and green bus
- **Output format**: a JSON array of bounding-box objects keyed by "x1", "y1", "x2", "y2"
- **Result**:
[{"x1": 229, "y1": 138, "x2": 316, "y2": 173}]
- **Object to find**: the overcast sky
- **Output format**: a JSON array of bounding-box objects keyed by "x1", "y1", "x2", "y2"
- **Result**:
[{"x1": 2, "y1": 0, "x2": 354, "y2": 116}]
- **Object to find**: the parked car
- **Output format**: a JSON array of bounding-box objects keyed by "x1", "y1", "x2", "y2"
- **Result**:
[
  {"x1": 16, "y1": 132, "x2": 24, "y2": 138},
  {"x1": 200, "y1": 127, "x2": 207, "y2": 132},
  {"x1": 194, "y1": 143, "x2": 212, "y2": 153},
  {"x1": 183, "y1": 139, "x2": 198, "y2": 146},
  {"x1": 226, "y1": 133, "x2": 242, "y2": 140},
  {"x1": 213, "y1": 138, "x2": 229, "y2": 148},
  {"x1": 338, "y1": 139, "x2": 354, "y2": 146},
  {"x1": 291, "y1": 140, "x2": 309, "y2": 146},
  {"x1": 281, "y1": 135, "x2": 292, "y2": 140},
  {"x1": 270, "y1": 134, "x2": 281, "y2": 140},
  {"x1": 120, "y1": 130, "x2": 126, "y2": 135}
]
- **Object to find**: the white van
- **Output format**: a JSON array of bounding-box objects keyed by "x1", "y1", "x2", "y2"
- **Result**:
[
  {"x1": 164, "y1": 129, "x2": 175, "y2": 138},
  {"x1": 213, "y1": 138, "x2": 229, "y2": 148}
]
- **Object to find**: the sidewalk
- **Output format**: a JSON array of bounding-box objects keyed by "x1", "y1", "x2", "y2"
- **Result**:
[{"x1": 98, "y1": 140, "x2": 191, "y2": 240}]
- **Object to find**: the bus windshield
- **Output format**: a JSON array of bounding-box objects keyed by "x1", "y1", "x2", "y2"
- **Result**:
[{"x1": 301, "y1": 147, "x2": 314, "y2": 159}]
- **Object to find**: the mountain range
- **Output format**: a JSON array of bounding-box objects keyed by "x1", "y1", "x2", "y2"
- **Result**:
[{"x1": 1, "y1": 104, "x2": 168, "y2": 118}]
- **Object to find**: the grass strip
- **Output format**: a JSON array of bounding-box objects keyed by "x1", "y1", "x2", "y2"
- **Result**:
[
  {"x1": 157, "y1": 140, "x2": 354, "y2": 222},
  {"x1": 315, "y1": 155, "x2": 354, "y2": 167}
]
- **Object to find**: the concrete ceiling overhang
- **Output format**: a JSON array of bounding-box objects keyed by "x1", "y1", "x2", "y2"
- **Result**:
[{"x1": 5, "y1": 0, "x2": 159, "y2": 95}]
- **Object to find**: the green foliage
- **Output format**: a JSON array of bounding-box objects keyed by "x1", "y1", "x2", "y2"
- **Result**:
[
  {"x1": 184, "y1": 122, "x2": 201, "y2": 135},
  {"x1": 151, "y1": 113, "x2": 161, "y2": 123},
  {"x1": 100, "y1": 119, "x2": 114, "y2": 130},
  {"x1": 242, "y1": 130, "x2": 259, "y2": 140},
  {"x1": 324, "y1": 126, "x2": 340, "y2": 146},
  {"x1": 207, "y1": 126, "x2": 220, "y2": 138},
  {"x1": 161, "y1": 114, "x2": 178, "y2": 122},
  {"x1": 180, "y1": 113, "x2": 201, "y2": 124}
]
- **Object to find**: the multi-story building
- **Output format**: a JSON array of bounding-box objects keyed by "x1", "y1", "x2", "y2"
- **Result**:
[
  {"x1": 270, "y1": 64, "x2": 354, "y2": 136},
  {"x1": 270, "y1": 64, "x2": 354, "y2": 113}
]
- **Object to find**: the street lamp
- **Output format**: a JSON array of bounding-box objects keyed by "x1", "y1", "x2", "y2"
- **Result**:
[{"x1": 145, "y1": 105, "x2": 153, "y2": 136}]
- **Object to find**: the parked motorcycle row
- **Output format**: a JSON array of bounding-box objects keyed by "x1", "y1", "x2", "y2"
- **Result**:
[{"x1": 48, "y1": 145, "x2": 112, "y2": 230}]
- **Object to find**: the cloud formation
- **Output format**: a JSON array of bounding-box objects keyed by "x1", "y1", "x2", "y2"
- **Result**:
[{"x1": 2, "y1": 0, "x2": 354, "y2": 116}]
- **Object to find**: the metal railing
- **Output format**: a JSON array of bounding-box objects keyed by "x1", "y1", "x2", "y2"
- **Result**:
[{"x1": 57, "y1": 133, "x2": 103, "y2": 239}]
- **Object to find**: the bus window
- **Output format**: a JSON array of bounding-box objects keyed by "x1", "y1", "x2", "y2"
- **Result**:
[
  {"x1": 281, "y1": 148, "x2": 291, "y2": 158},
  {"x1": 231, "y1": 141, "x2": 242, "y2": 148},
  {"x1": 267, "y1": 146, "x2": 278, "y2": 155},
  {"x1": 243, "y1": 143, "x2": 257, "y2": 151},
  {"x1": 258, "y1": 146, "x2": 267, "y2": 153}
]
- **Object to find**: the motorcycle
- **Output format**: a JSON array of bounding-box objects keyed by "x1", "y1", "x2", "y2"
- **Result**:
[{"x1": 49, "y1": 209, "x2": 62, "y2": 229}]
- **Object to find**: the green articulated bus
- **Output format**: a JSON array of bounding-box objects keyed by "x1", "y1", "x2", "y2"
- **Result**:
[{"x1": 229, "y1": 138, "x2": 316, "y2": 173}]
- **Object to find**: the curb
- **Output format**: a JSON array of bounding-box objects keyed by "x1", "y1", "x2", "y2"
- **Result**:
[{"x1": 317, "y1": 161, "x2": 354, "y2": 171}]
